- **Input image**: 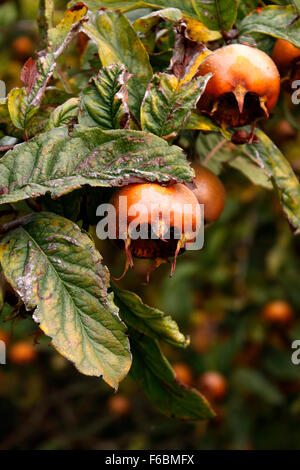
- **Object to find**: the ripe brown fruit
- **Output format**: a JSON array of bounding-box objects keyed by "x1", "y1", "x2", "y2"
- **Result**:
[
  {"x1": 196, "y1": 44, "x2": 280, "y2": 128},
  {"x1": 191, "y1": 163, "x2": 226, "y2": 224},
  {"x1": 190, "y1": 313, "x2": 218, "y2": 353},
  {"x1": 198, "y1": 371, "x2": 227, "y2": 401},
  {"x1": 173, "y1": 362, "x2": 194, "y2": 386},
  {"x1": 272, "y1": 39, "x2": 300, "y2": 76},
  {"x1": 107, "y1": 394, "x2": 131, "y2": 416},
  {"x1": 12, "y1": 36, "x2": 33, "y2": 59},
  {"x1": 9, "y1": 341, "x2": 37, "y2": 365},
  {"x1": 110, "y1": 183, "x2": 200, "y2": 279},
  {"x1": 262, "y1": 300, "x2": 294, "y2": 325}
]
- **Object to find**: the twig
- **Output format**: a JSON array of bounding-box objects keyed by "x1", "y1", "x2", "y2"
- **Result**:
[
  {"x1": 0, "y1": 214, "x2": 32, "y2": 233},
  {"x1": 0, "y1": 145, "x2": 15, "y2": 153},
  {"x1": 202, "y1": 138, "x2": 227, "y2": 165}
]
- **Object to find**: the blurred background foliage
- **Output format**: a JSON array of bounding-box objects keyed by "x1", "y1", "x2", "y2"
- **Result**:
[{"x1": 0, "y1": 0, "x2": 300, "y2": 450}]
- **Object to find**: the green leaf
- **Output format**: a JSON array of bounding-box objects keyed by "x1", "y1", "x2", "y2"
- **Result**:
[
  {"x1": 133, "y1": 7, "x2": 182, "y2": 33},
  {"x1": 113, "y1": 285, "x2": 188, "y2": 347},
  {"x1": 232, "y1": 368, "x2": 284, "y2": 406},
  {"x1": 141, "y1": 73, "x2": 211, "y2": 138},
  {"x1": 239, "y1": 5, "x2": 300, "y2": 48},
  {"x1": 0, "y1": 212, "x2": 131, "y2": 389},
  {"x1": 243, "y1": 129, "x2": 300, "y2": 233},
  {"x1": 294, "y1": 0, "x2": 300, "y2": 15},
  {"x1": 79, "y1": 0, "x2": 238, "y2": 30},
  {"x1": 84, "y1": 10, "x2": 152, "y2": 120},
  {"x1": 195, "y1": 132, "x2": 279, "y2": 190},
  {"x1": 130, "y1": 331, "x2": 215, "y2": 420},
  {"x1": 74, "y1": 1, "x2": 198, "y2": 19},
  {"x1": 196, "y1": 133, "x2": 229, "y2": 175},
  {"x1": 229, "y1": 155, "x2": 273, "y2": 190},
  {"x1": 194, "y1": 0, "x2": 238, "y2": 31},
  {"x1": 263, "y1": 348, "x2": 300, "y2": 381},
  {"x1": 133, "y1": 8, "x2": 182, "y2": 52},
  {"x1": 46, "y1": 97, "x2": 79, "y2": 130},
  {"x1": 237, "y1": 0, "x2": 259, "y2": 20},
  {"x1": 185, "y1": 111, "x2": 230, "y2": 138},
  {"x1": 0, "y1": 126, "x2": 193, "y2": 204},
  {"x1": 79, "y1": 64, "x2": 130, "y2": 129}
]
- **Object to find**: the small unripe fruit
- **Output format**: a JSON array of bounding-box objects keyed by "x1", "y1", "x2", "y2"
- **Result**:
[
  {"x1": 173, "y1": 362, "x2": 193, "y2": 386},
  {"x1": 9, "y1": 341, "x2": 36, "y2": 364},
  {"x1": 12, "y1": 36, "x2": 33, "y2": 59},
  {"x1": 190, "y1": 314, "x2": 218, "y2": 353},
  {"x1": 191, "y1": 163, "x2": 226, "y2": 223},
  {"x1": 196, "y1": 44, "x2": 280, "y2": 128},
  {"x1": 262, "y1": 300, "x2": 294, "y2": 325},
  {"x1": 107, "y1": 394, "x2": 131, "y2": 416},
  {"x1": 272, "y1": 39, "x2": 300, "y2": 75},
  {"x1": 198, "y1": 371, "x2": 227, "y2": 401}
]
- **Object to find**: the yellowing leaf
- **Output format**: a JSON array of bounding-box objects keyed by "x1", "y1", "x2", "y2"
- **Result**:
[
  {"x1": 179, "y1": 49, "x2": 212, "y2": 85},
  {"x1": 183, "y1": 17, "x2": 221, "y2": 42},
  {"x1": 185, "y1": 111, "x2": 230, "y2": 138},
  {"x1": 8, "y1": 88, "x2": 38, "y2": 130},
  {"x1": 48, "y1": 2, "x2": 88, "y2": 52}
]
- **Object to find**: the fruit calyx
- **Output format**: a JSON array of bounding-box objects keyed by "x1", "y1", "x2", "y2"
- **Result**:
[{"x1": 196, "y1": 44, "x2": 280, "y2": 128}]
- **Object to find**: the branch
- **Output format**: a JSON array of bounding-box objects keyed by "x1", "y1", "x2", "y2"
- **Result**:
[
  {"x1": 202, "y1": 138, "x2": 227, "y2": 165},
  {"x1": 0, "y1": 214, "x2": 32, "y2": 234}
]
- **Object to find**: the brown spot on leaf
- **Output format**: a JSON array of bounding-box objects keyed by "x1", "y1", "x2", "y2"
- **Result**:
[
  {"x1": 69, "y1": 2, "x2": 86, "y2": 12},
  {"x1": 0, "y1": 186, "x2": 8, "y2": 195}
]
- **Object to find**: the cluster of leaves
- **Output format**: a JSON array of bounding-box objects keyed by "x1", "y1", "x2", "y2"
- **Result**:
[{"x1": 0, "y1": 0, "x2": 299, "y2": 421}]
